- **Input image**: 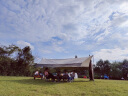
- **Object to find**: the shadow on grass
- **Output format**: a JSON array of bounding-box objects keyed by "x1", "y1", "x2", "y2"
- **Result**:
[
  {"x1": 74, "y1": 80, "x2": 90, "y2": 82},
  {"x1": 0, "y1": 78, "x2": 91, "y2": 86}
]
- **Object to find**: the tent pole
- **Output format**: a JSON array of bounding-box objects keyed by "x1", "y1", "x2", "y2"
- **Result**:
[{"x1": 89, "y1": 58, "x2": 94, "y2": 81}]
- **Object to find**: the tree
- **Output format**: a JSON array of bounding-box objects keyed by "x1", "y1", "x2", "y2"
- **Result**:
[
  {"x1": 95, "y1": 59, "x2": 104, "y2": 75},
  {"x1": 120, "y1": 59, "x2": 128, "y2": 79},
  {"x1": 0, "y1": 45, "x2": 34, "y2": 76},
  {"x1": 16, "y1": 46, "x2": 34, "y2": 76},
  {"x1": 110, "y1": 61, "x2": 122, "y2": 79},
  {"x1": 103, "y1": 60, "x2": 111, "y2": 75},
  {"x1": 95, "y1": 59, "x2": 111, "y2": 77},
  {"x1": 0, "y1": 45, "x2": 19, "y2": 75}
]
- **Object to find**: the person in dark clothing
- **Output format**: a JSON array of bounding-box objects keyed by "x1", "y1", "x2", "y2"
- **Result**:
[
  {"x1": 56, "y1": 70, "x2": 62, "y2": 82},
  {"x1": 44, "y1": 68, "x2": 55, "y2": 81},
  {"x1": 39, "y1": 71, "x2": 44, "y2": 79},
  {"x1": 62, "y1": 70, "x2": 69, "y2": 81}
]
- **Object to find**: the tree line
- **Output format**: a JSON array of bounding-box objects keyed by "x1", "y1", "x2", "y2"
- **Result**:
[
  {"x1": 94, "y1": 59, "x2": 128, "y2": 79},
  {"x1": 0, "y1": 45, "x2": 128, "y2": 79},
  {"x1": 0, "y1": 45, "x2": 35, "y2": 76}
]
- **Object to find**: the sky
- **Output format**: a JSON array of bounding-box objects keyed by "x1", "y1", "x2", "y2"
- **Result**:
[{"x1": 0, "y1": 0, "x2": 128, "y2": 63}]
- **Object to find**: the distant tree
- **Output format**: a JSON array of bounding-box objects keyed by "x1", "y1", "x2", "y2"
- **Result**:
[
  {"x1": 103, "y1": 60, "x2": 111, "y2": 75},
  {"x1": 94, "y1": 58, "x2": 128, "y2": 79},
  {"x1": 110, "y1": 61, "x2": 122, "y2": 79},
  {"x1": 95, "y1": 59, "x2": 104, "y2": 75},
  {"x1": 95, "y1": 59, "x2": 111, "y2": 76},
  {"x1": 120, "y1": 59, "x2": 128, "y2": 79}
]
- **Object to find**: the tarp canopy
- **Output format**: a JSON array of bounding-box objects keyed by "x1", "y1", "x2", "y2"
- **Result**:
[{"x1": 37, "y1": 56, "x2": 93, "y2": 68}]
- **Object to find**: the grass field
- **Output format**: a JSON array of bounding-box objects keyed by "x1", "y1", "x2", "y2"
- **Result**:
[{"x1": 0, "y1": 76, "x2": 128, "y2": 96}]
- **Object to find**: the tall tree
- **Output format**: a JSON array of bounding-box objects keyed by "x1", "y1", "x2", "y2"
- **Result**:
[
  {"x1": 0, "y1": 45, "x2": 19, "y2": 75},
  {"x1": 95, "y1": 59, "x2": 104, "y2": 75},
  {"x1": 0, "y1": 45, "x2": 34, "y2": 76},
  {"x1": 103, "y1": 60, "x2": 111, "y2": 75},
  {"x1": 110, "y1": 61, "x2": 122, "y2": 79},
  {"x1": 95, "y1": 59, "x2": 111, "y2": 75},
  {"x1": 16, "y1": 46, "x2": 34, "y2": 76}
]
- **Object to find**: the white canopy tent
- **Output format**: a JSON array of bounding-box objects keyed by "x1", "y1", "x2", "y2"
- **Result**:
[
  {"x1": 37, "y1": 56, "x2": 92, "y2": 67},
  {"x1": 36, "y1": 56, "x2": 94, "y2": 80}
]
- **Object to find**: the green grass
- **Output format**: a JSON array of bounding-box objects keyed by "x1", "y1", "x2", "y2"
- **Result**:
[{"x1": 0, "y1": 76, "x2": 128, "y2": 96}]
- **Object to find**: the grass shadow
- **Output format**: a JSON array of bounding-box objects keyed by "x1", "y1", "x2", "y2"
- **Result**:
[
  {"x1": 74, "y1": 80, "x2": 90, "y2": 82},
  {"x1": 0, "y1": 78, "x2": 91, "y2": 86}
]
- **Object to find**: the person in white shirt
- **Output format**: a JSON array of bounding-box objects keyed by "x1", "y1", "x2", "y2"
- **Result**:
[
  {"x1": 68, "y1": 72, "x2": 72, "y2": 82},
  {"x1": 34, "y1": 71, "x2": 39, "y2": 75},
  {"x1": 71, "y1": 72, "x2": 75, "y2": 81}
]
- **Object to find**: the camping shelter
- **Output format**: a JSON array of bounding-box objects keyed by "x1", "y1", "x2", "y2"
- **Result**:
[{"x1": 36, "y1": 56, "x2": 94, "y2": 81}]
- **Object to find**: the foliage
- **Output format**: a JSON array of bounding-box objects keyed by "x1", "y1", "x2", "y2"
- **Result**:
[
  {"x1": 94, "y1": 59, "x2": 111, "y2": 75},
  {"x1": 0, "y1": 45, "x2": 34, "y2": 76},
  {"x1": 94, "y1": 59, "x2": 128, "y2": 79}
]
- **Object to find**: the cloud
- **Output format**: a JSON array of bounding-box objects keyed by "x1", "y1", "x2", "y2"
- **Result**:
[
  {"x1": 0, "y1": 0, "x2": 128, "y2": 61},
  {"x1": 17, "y1": 41, "x2": 34, "y2": 50},
  {"x1": 93, "y1": 48, "x2": 128, "y2": 61},
  {"x1": 40, "y1": 40, "x2": 66, "y2": 54},
  {"x1": 0, "y1": 0, "x2": 127, "y2": 42},
  {"x1": 0, "y1": 0, "x2": 109, "y2": 43}
]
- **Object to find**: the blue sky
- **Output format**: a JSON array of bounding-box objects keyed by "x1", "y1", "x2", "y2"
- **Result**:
[{"x1": 0, "y1": 0, "x2": 128, "y2": 63}]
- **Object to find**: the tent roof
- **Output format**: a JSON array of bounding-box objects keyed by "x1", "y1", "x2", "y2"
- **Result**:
[{"x1": 37, "y1": 56, "x2": 93, "y2": 67}]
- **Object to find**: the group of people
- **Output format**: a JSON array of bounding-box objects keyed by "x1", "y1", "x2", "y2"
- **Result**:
[
  {"x1": 34, "y1": 68, "x2": 76, "y2": 82},
  {"x1": 55, "y1": 70, "x2": 75, "y2": 82}
]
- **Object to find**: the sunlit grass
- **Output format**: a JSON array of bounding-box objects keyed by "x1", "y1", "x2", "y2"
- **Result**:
[{"x1": 0, "y1": 76, "x2": 128, "y2": 96}]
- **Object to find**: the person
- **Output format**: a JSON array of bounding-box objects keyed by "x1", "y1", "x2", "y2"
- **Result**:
[
  {"x1": 68, "y1": 72, "x2": 72, "y2": 82},
  {"x1": 74, "y1": 72, "x2": 78, "y2": 79},
  {"x1": 104, "y1": 74, "x2": 109, "y2": 79},
  {"x1": 63, "y1": 70, "x2": 69, "y2": 81},
  {"x1": 121, "y1": 77, "x2": 124, "y2": 80},
  {"x1": 34, "y1": 70, "x2": 39, "y2": 76},
  {"x1": 44, "y1": 68, "x2": 49, "y2": 78},
  {"x1": 39, "y1": 71, "x2": 44, "y2": 79},
  {"x1": 56, "y1": 70, "x2": 62, "y2": 82},
  {"x1": 71, "y1": 71, "x2": 75, "y2": 81},
  {"x1": 44, "y1": 68, "x2": 55, "y2": 81},
  {"x1": 101, "y1": 75, "x2": 103, "y2": 79}
]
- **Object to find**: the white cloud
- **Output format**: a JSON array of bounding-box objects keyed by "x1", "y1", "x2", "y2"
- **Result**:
[
  {"x1": 41, "y1": 43, "x2": 66, "y2": 53},
  {"x1": 17, "y1": 41, "x2": 34, "y2": 50},
  {"x1": 126, "y1": 33, "x2": 128, "y2": 35},
  {"x1": 0, "y1": 0, "x2": 111, "y2": 42},
  {"x1": 0, "y1": 0, "x2": 127, "y2": 43},
  {"x1": 41, "y1": 49, "x2": 51, "y2": 54},
  {"x1": 93, "y1": 48, "x2": 128, "y2": 61},
  {"x1": 0, "y1": 0, "x2": 128, "y2": 61},
  {"x1": 120, "y1": 20, "x2": 128, "y2": 27}
]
